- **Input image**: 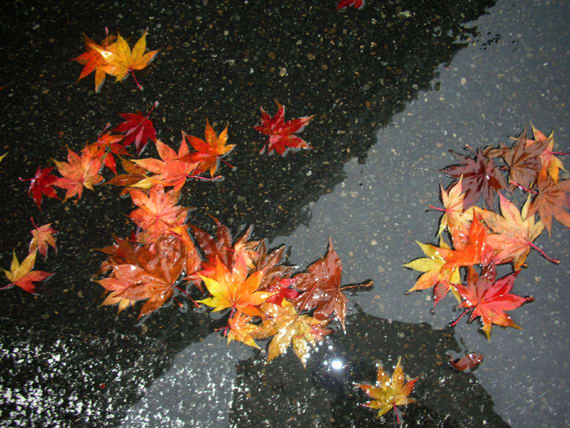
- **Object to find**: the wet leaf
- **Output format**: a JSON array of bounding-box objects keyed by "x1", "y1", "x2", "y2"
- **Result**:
[
  {"x1": 292, "y1": 239, "x2": 372, "y2": 330},
  {"x1": 185, "y1": 120, "x2": 234, "y2": 177},
  {"x1": 529, "y1": 169, "x2": 570, "y2": 236},
  {"x1": 113, "y1": 103, "x2": 158, "y2": 155},
  {"x1": 455, "y1": 265, "x2": 534, "y2": 340},
  {"x1": 442, "y1": 149, "x2": 506, "y2": 209},
  {"x1": 479, "y1": 193, "x2": 545, "y2": 270},
  {"x1": 255, "y1": 100, "x2": 314, "y2": 156},
  {"x1": 53, "y1": 147, "x2": 103, "y2": 203},
  {"x1": 2, "y1": 250, "x2": 53, "y2": 294},
  {"x1": 253, "y1": 300, "x2": 332, "y2": 366},
  {"x1": 448, "y1": 352, "x2": 484, "y2": 372},
  {"x1": 28, "y1": 220, "x2": 57, "y2": 259},
  {"x1": 356, "y1": 356, "x2": 417, "y2": 419},
  {"x1": 21, "y1": 166, "x2": 60, "y2": 209}
]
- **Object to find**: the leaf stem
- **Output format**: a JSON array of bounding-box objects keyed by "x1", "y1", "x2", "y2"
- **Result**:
[
  {"x1": 510, "y1": 181, "x2": 538, "y2": 195},
  {"x1": 529, "y1": 242, "x2": 560, "y2": 264},
  {"x1": 549, "y1": 151, "x2": 569, "y2": 156},
  {"x1": 146, "y1": 100, "x2": 159, "y2": 118},
  {"x1": 427, "y1": 204, "x2": 446, "y2": 213},
  {"x1": 129, "y1": 69, "x2": 143, "y2": 91},
  {"x1": 449, "y1": 308, "x2": 469, "y2": 327},
  {"x1": 220, "y1": 158, "x2": 235, "y2": 170}
]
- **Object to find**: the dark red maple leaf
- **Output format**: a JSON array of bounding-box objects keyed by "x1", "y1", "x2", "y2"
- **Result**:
[
  {"x1": 484, "y1": 129, "x2": 549, "y2": 190},
  {"x1": 442, "y1": 149, "x2": 506, "y2": 209},
  {"x1": 337, "y1": 0, "x2": 365, "y2": 9},
  {"x1": 113, "y1": 101, "x2": 158, "y2": 155},
  {"x1": 254, "y1": 100, "x2": 314, "y2": 156},
  {"x1": 20, "y1": 167, "x2": 61, "y2": 209},
  {"x1": 448, "y1": 353, "x2": 483, "y2": 372},
  {"x1": 292, "y1": 239, "x2": 372, "y2": 330}
]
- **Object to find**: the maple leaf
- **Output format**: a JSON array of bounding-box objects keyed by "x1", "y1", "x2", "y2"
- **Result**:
[
  {"x1": 529, "y1": 169, "x2": 570, "y2": 236},
  {"x1": 185, "y1": 120, "x2": 235, "y2": 177},
  {"x1": 227, "y1": 312, "x2": 260, "y2": 349},
  {"x1": 190, "y1": 217, "x2": 259, "y2": 278},
  {"x1": 107, "y1": 157, "x2": 152, "y2": 195},
  {"x1": 337, "y1": 0, "x2": 365, "y2": 9},
  {"x1": 2, "y1": 250, "x2": 53, "y2": 294},
  {"x1": 254, "y1": 100, "x2": 314, "y2": 156},
  {"x1": 19, "y1": 166, "x2": 60, "y2": 209},
  {"x1": 28, "y1": 218, "x2": 57, "y2": 259},
  {"x1": 82, "y1": 132, "x2": 128, "y2": 175},
  {"x1": 442, "y1": 149, "x2": 507, "y2": 209},
  {"x1": 53, "y1": 147, "x2": 103, "y2": 203},
  {"x1": 431, "y1": 178, "x2": 476, "y2": 249},
  {"x1": 454, "y1": 265, "x2": 534, "y2": 340},
  {"x1": 254, "y1": 242, "x2": 296, "y2": 292},
  {"x1": 479, "y1": 193, "x2": 550, "y2": 270},
  {"x1": 93, "y1": 32, "x2": 159, "y2": 90},
  {"x1": 253, "y1": 300, "x2": 332, "y2": 366},
  {"x1": 448, "y1": 352, "x2": 483, "y2": 372},
  {"x1": 134, "y1": 138, "x2": 198, "y2": 192},
  {"x1": 356, "y1": 356, "x2": 417, "y2": 419},
  {"x1": 96, "y1": 234, "x2": 185, "y2": 318},
  {"x1": 128, "y1": 185, "x2": 188, "y2": 243},
  {"x1": 529, "y1": 125, "x2": 567, "y2": 183},
  {"x1": 197, "y1": 254, "x2": 273, "y2": 318},
  {"x1": 73, "y1": 33, "x2": 117, "y2": 92},
  {"x1": 485, "y1": 129, "x2": 549, "y2": 190},
  {"x1": 292, "y1": 239, "x2": 372, "y2": 330},
  {"x1": 403, "y1": 239, "x2": 461, "y2": 307},
  {"x1": 442, "y1": 214, "x2": 494, "y2": 272},
  {"x1": 113, "y1": 102, "x2": 158, "y2": 155}
]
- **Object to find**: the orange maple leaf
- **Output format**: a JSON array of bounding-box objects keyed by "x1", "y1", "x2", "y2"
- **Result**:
[
  {"x1": 2, "y1": 250, "x2": 53, "y2": 293},
  {"x1": 128, "y1": 185, "x2": 188, "y2": 243},
  {"x1": 197, "y1": 254, "x2": 273, "y2": 318},
  {"x1": 96, "y1": 234, "x2": 185, "y2": 318},
  {"x1": 134, "y1": 139, "x2": 198, "y2": 191},
  {"x1": 73, "y1": 33, "x2": 117, "y2": 92},
  {"x1": 53, "y1": 147, "x2": 103, "y2": 203},
  {"x1": 356, "y1": 357, "x2": 417, "y2": 419},
  {"x1": 28, "y1": 219, "x2": 57, "y2": 259},
  {"x1": 185, "y1": 120, "x2": 235, "y2": 177}
]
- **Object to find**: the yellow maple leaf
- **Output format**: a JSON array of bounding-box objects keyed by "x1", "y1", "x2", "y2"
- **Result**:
[
  {"x1": 356, "y1": 356, "x2": 417, "y2": 419},
  {"x1": 253, "y1": 300, "x2": 332, "y2": 367},
  {"x1": 95, "y1": 32, "x2": 159, "y2": 90}
]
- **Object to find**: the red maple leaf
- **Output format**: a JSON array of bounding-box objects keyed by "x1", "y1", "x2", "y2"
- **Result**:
[
  {"x1": 113, "y1": 102, "x2": 158, "y2": 155},
  {"x1": 337, "y1": 0, "x2": 365, "y2": 10},
  {"x1": 254, "y1": 100, "x2": 314, "y2": 156},
  {"x1": 20, "y1": 166, "x2": 60, "y2": 209},
  {"x1": 453, "y1": 265, "x2": 534, "y2": 339}
]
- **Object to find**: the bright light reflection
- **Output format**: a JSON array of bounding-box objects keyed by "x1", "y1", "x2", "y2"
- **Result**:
[{"x1": 330, "y1": 358, "x2": 344, "y2": 371}]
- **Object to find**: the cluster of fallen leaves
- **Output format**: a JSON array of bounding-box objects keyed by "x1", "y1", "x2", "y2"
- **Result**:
[
  {"x1": 6, "y1": 24, "x2": 566, "y2": 424},
  {"x1": 8, "y1": 31, "x2": 380, "y2": 368},
  {"x1": 404, "y1": 126, "x2": 568, "y2": 339}
]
